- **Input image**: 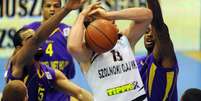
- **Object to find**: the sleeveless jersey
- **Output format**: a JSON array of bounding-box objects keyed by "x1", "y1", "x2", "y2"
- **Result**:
[
  {"x1": 136, "y1": 54, "x2": 178, "y2": 101},
  {"x1": 85, "y1": 35, "x2": 147, "y2": 101},
  {"x1": 6, "y1": 62, "x2": 66, "y2": 101},
  {"x1": 23, "y1": 22, "x2": 75, "y2": 79},
  {"x1": 23, "y1": 22, "x2": 74, "y2": 100}
]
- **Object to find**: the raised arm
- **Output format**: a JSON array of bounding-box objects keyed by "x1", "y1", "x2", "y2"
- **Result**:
[
  {"x1": 11, "y1": 0, "x2": 86, "y2": 78},
  {"x1": 54, "y1": 69, "x2": 93, "y2": 101},
  {"x1": 147, "y1": 0, "x2": 177, "y2": 68},
  {"x1": 110, "y1": 8, "x2": 152, "y2": 47}
]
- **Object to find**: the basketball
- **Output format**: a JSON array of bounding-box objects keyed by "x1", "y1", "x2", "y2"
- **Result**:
[{"x1": 85, "y1": 19, "x2": 118, "y2": 53}]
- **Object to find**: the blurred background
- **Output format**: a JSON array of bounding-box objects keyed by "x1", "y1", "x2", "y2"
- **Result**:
[{"x1": 0, "y1": 0, "x2": 201, "y2": 100}]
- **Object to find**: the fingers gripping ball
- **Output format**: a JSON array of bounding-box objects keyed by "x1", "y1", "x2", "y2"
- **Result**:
[{"x1": 85, "y1": 19, "x2": 118, "y2": 53}]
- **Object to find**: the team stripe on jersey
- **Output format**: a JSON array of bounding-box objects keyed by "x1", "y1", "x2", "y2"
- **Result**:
[
  {"x1": 148, "y1": 63, "x2": 157, "y2": 96},
  {"x1": 50, "y1": 28, "x2": 60, "y2": 37},
  {"x1": 37, "y1": 68, "x2": 44, "y2": 79},
  {"x1": 23, "y1": 75, "x2": 29, "y2": 84},
  {"x1": 163, "y1": 72, "x2": 174, "y2": 101}
]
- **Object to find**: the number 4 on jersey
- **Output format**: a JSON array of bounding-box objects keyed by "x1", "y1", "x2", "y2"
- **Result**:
[{"x1": 45, "y1": 43, "x2": 54, "y2": 57}]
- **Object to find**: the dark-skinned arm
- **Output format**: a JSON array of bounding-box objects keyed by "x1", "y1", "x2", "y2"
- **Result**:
[
  {"x1": 12, "y1": 0, "x2": 86, "y2": 78},
  {"x1": 147, "y1": 0, "x2": 177, "y2": 68}
]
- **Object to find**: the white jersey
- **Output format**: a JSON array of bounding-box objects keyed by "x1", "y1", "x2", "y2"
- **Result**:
[{"x1": 85, "y1": 35, "x2": 147, "y2": 101}]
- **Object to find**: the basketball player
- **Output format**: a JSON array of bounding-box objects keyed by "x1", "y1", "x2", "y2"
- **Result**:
[
  {"x1": 135, "y1": 0, "x2": 179, "y2": 100},
  {"x1": 22, "y1": 0, "x2": 78, "y2": 100},
  {"x1": 2, "y1": 80, "x2": 28, "y2": 101},
  {"x1": 5, "y1": 0, "x2": 93, "y2": 101},
  {"x1": 68, "y1": 2, "x2": 152, "y2": 101},
  {"x1": 23, "y1": 0, "x2": 75, "y2": 79}
]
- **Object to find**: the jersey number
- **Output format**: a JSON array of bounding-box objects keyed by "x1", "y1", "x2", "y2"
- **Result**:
[
  {"x1": 38, "y1": 86, "x2": 45, "y2": 101},
  {"x1": 111, "y1": 50, "x2": 123, "y2": 61},
  {"x1": 45, "y1": 43, "x2": 54, "y2": 56}
]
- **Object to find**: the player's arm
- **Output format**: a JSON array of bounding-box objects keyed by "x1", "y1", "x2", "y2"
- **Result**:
[
  {"x1": 54, "y1": 69, "x2": 93, "y2": 101},
  {"x1": 91, "y1": 7, "x2": 152, "y2": 47},
  {"x1": 147, "y1": 0, "x2": 177, "y2": 68},
  {"x1": 11, "y1": 0, "x2": 86, "y2": 78},
  {"x1": 68, "y1": 2, "x2": 101, "y2": 63}
]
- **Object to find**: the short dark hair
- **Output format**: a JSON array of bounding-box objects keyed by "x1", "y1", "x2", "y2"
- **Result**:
[
  {"x1": 13, "y1": 28, "x2": 27, "y2": 48},
  {"x1": 42, "y1": 0, "x2": 62, "y2": 7},
  {"x1": 181, "y1": 88, "x2": 201, "y2": 101},
  {"x1": 84, "y1": 16, "x2": 97, "y2": 28}
]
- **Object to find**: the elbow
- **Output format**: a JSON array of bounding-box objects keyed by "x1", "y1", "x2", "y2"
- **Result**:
[
  {"x1": 136, "y1": 8, "x2": 153, "y2": 23},
  {"x1": 75, "y1": 88, "x2": 93, "y2": 101},
  {"x1": 67, "y1": 43, "x2": 82, "y2": 56},
  {"x1": 142, "y1": 8, "x2": 153, "y2": 23}
]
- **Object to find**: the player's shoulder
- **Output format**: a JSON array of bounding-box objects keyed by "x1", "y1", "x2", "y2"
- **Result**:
[
  {"x1": 58, "y1": 23, "x2": 72, "y2": 37},
  {"x1": 135, "y1": 55, "x2": 146, "y2": 64},
  {"x1": 117, "y1": 34, "x2": 130, "y2": 44},
  {"x1": 23, "y1": 21, "x2": 41, "y2": 30},
  {"x1": 59, "y1": 23, "x2": 71, "y2": 29}
]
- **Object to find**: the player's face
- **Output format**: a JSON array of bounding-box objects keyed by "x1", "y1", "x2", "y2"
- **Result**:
[
  {"x1": 20, "y1": 29, "x2": 35, "y2": 45},
  {"x1": 20, "y1": 30, "x2": 44, "y2": 59},
  {"x1": 42, "y1": 0, "x2": 61, "y2": 21},
  {"x1": 144, "y1": 25, "x2": 155, "y2": 52}
]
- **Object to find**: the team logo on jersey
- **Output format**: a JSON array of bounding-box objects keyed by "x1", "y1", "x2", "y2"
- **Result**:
[
  {"x1": 98, "y1": 60, "x2": 137, "y2": 79},
  {"x1": 106, "y1": 81, "x2": 140, "y2": 96},
  {"x1": 63, "y1": 27, "x2": 71, "y2": 37},
  {"x1": 45, "y1": 72, "x2": 52, "y2": 80}
]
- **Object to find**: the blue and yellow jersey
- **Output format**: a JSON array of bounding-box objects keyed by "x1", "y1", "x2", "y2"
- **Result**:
[
  {"x1": 6, "y1": 63, "x2": 66, "y2": 101},
  {"x1": 136, "y1": 53, "x2": 179, "y2": 101},
  {"x1": 23, "y1": 22, "x2": 75, "y2": 79}
]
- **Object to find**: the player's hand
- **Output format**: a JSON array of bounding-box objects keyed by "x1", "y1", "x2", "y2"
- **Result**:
[
  {"x1": 65, "y1": 0, "x2": 86, "y2": 10},
  {"x1": 80, "y1": 2, "x2": 101, "y2": 17},
  {"x1": 88, "y1": 7, "x2": 108, "y2": 19}
]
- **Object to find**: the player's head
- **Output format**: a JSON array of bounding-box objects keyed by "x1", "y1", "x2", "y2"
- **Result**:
[
  {"x1": 42, "y1": 0, "x2": 62, "y2": 21},
  {"x1": 13, "y1": 28, "x2": 43, "y2": 60},
  {"x1": 13, "y1": 28, "x2": 35, "y2": 48},
  {"x1": 181, "y1": 88, "x2": 201, "y2": 101},
  {"x1": 144, "y1": 25, "x2": 155, "y2": 54},
  {"x1": 2, "y1": 80, "x2": 28, "y2": 101}
]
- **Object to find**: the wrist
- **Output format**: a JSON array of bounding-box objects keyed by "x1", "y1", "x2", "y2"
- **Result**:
[
  {"x1": 104, "y1": 11, "x2": 113, "y2": 20},
  {"x1": 59, "y1": 7, "x2": 71, "y2": 16},
  {"x1": 79, "y1": 12, "x2": 87, "y2": 18},
  {"x1": 76, "y1": 14, "x2": 86, "y2": 23},
  {"x1": 79, "y1": 13, "x2": 87, "y2": 19}
]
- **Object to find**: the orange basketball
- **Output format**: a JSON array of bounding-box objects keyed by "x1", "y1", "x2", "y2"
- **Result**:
[{"x1": 85, "y1": 19, "x2": 118, "y2": 53}]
